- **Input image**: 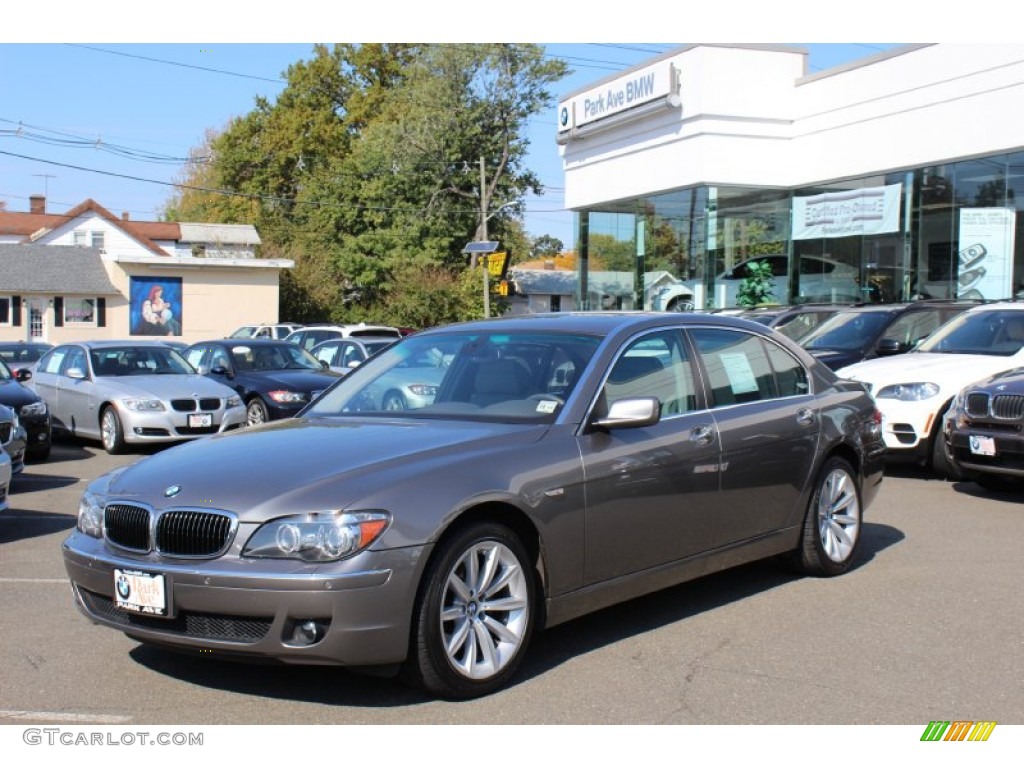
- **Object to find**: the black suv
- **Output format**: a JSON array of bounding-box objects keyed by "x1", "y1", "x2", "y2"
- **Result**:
[
  {"x1": 944, "y1": 368, "x2": 1024, "y2": 490},
  {"x1": 799, "y1": 300, "x2": 983, "y2": 371}
]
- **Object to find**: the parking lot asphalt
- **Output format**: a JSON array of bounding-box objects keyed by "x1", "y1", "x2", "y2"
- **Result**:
[{"x1": 0, "y1": 437, "x2": 1021, "y2": 726}]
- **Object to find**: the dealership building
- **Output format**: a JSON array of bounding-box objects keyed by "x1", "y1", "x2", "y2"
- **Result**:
[{"x1": 554, "y1": 43, "x2": 1024, "y2": 311}]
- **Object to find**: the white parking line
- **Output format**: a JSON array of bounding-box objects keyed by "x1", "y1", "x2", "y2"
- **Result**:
[{"x1": 0, "y1": 709, "x2": 131, "y2": 724}]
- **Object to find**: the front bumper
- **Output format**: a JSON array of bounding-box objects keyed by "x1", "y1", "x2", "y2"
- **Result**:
[
  {"x1": 121, "y1": 404, "x2": 247, "y2": 444},
  {"x1": 62, "y1": 531, "x2": 429, "y2": 667},
  {"x1": 874, "y1": 397, "x2": 943, "y2": 459},
  {"x1": 2, "y1": 426, "x2": 27, "y2": 473},
  {"x1": 947, "y1": 424, "x2": 1024, "y2": 478}
]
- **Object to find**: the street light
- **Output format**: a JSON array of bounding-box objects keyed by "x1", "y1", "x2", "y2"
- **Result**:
[{"x1": 463, "y1": 240, "x2": 500, "y2": 318}]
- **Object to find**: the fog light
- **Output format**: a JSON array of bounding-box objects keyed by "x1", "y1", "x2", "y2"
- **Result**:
[{"x1": 291, "y1": 620, "x2": 322, "y2": 646}]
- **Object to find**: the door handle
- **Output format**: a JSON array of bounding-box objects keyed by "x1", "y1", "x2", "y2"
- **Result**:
[
  {"x1": 796, "y1": 407, "x2": 816, "y2": 427},
  {"x1": 689, "y1": 424, "x2": 716, "y2": 446}
]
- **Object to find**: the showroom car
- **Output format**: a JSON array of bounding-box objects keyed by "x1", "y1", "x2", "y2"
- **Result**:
[
  {"x1": 943, "y1": 367, "x2": 1024, "y2": 489},
  {"x1": 183, "y1": 339, "x2": 343, "y2": 425},
  {"x1": 0, "y1": 357, "x2": 51, "y2": 461},
  {"x1": 63, "y1": 312, "x2": 884, "y2": 699},
  {"x1": 837, "y1": 302, "x2": 1024, "y2": 477},
  {"x1": 800, "y1": 300, "x2": 980, "y2": 370},
  {"x1": 29, "y1": 341, "x2": 246, "y2": 454}
]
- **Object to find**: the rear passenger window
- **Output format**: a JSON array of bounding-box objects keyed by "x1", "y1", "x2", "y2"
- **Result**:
[{"x1": 690, "y1": 329, "x2": 806, "y2": 405}]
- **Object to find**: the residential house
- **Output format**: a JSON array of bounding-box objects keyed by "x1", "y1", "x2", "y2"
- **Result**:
[{"x1": 0, "y1": 196, "x2": 291, "y2": 343}]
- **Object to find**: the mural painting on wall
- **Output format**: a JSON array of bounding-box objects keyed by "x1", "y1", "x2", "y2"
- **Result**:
[{"x1": 130, "y1": 276, "x2": 182, "y2": 336}]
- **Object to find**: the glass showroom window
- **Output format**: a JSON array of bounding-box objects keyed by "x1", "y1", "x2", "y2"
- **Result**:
[{"x1": 64, "y1": 298, "x2": 97, "y2": 325}]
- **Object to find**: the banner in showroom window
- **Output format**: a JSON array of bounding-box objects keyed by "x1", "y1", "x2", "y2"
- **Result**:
[
  {"x1": 792, "y1": 184, "x2": 902, "y2": 240},
  {"x1": 957, "y1": 208, "x2": 1016, "y2": 300}
]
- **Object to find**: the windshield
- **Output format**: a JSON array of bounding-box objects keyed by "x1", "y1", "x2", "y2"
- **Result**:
[
  {"x1": 800, "y1": 311, "x2": 892, "y2": 352},
  {"x1": 306, "y1": 331, "x2": 602, "y2": 423},
  {"x1": 228, "y1": 343, "x2": 325, "y2": 371},
  {"x1": 915, "y1": 310, "x2": 1024, "y2": 356},
  {"x1": 90, "y1": 346, "x2": 194, "y2": 376}
]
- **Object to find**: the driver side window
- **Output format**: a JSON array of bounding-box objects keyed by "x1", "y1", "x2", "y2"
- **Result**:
[{"x1": 604, "y1": 331, "x2": 696, "y2": 416}]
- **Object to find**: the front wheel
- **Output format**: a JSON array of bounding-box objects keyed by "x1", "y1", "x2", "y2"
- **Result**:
[
  {"x1": 794, "y1": 456, "x2": 862, "y2": 577},
  {"x1": 100, "y1": 407, "x2": 125, "y2": 455},
  {"x1": 246, "y1": 398, "x2": 269, "y2": 426},
  {"x1": 402, "y1": 522, "x2": 536, "y2": 699}
]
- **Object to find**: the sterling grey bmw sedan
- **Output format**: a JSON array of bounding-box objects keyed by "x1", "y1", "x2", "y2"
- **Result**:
[{"x1": 63, "y1": 313, "x2": 885, "y2": 698}]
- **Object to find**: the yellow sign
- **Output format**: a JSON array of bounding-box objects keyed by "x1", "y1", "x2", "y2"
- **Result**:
[{"x1": 484, "y1": 251, "x2": 508, "y2": 278}]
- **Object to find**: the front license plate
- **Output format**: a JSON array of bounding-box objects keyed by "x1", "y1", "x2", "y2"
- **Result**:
[
  {"x1": 114, "y1": 569, "x2": 167, "y2": 616},
  {"x1": 188, "y1": 413, "x2": 213, "y2": 428},
  {"x1": 969, "y1": 435, "x2": 996, "y2": 456}
]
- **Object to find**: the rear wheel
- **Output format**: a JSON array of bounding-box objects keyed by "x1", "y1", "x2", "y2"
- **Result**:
[
  {"x1": 666, "y1": 297, "x2": 694, "y2": 312},
  {"x1": 794, "y1": 456, "x2": 862, "y2": 577},
  {"x1": 402, "y1": 522, "x2": 536, "y2": 699},
  {"x1": 100, "y1": 407, "x2": 125, "y2": 455}
]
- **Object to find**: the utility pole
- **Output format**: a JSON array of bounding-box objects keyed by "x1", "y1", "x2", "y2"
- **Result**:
[{"x1": 479, "y1": 157, "x2": 490, "y2": 319}]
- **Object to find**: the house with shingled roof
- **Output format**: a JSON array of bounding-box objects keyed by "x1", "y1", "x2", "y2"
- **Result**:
[{"x1": 0, "y1": 196, "x2": 292, "y2": 344}]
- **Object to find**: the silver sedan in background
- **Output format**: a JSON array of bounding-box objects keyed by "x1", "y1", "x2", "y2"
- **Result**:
[{"x1": 29, "y1": 340, "x2": 246, "y2": 454}]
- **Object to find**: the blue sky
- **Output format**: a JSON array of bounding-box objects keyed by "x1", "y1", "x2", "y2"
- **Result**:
[{"x1": 0, "y1": 4, "x2": 926, "y2": 248}]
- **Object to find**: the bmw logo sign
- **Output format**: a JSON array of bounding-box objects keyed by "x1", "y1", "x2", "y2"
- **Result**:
[
  {"x1": 116, "y1": 574, "x2": 131, "y2": 600},
  {"x1": 164, "y1": 485, "x2": 182, "y2": 498},
  {"x1": 560, "y1": 106, "x2": 569, "y2": 128}
]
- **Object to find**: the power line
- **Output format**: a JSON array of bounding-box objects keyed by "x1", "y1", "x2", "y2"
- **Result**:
[{"x1": 65, "y1": 43, "x2": 287, "y2": 85}]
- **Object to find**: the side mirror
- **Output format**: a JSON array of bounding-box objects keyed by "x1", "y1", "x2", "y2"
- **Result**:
[
  {"x1": 15, "y1": 368, "x2": 31, "y2": 382},
  {"x1": 591, "y1": 397, "x2": 661, "y2": 430},
  {"x1": 210, "y1": 365, "x2": 230, "y2": 377},
  {"x1": 66, "y1": 367, "x2": 87, "y2": 380},
  {"x1": 876, "y1": 338, "x2": 904, "y2": 356},
  {"x1": 320, "y1": 359, "x2": 329, "y2": 369}
]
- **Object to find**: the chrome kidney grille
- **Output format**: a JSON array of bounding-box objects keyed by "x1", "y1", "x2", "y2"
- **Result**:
[
  {"x1": 966, "y1": 392, "x2": 1024, "y2": 420},
  {"x1": 104, "y1": 503, "x2": 236, "y2": 557}
]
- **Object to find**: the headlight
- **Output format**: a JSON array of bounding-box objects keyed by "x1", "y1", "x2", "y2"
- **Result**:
[
  {"x1": 227, "y1": 395, "x2": 242, "y2": 408},
  {"x1": 77, "y1": 490, "x2": 103, "y2": 538},
  {"x1": 19, "y1": 401, "x2": 47, "y2": 417},
  {"x1": 268, "y1": 390, "x2": 307, "y2": 404},
  {"x1": 243, "y1": 511, "x2": 391, "y2": 562},
  {"x1": 121, "y1": 398, "x2": 165, "y2": 412},
  {"x1": 407, "y1": 384, "x2": 438, "y2": 397},
  {"x1": 875, "y1": 382, "x2": 940, "y2": 401}
]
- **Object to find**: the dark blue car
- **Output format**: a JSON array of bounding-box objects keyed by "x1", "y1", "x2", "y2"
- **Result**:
[
  {"x1": 0, "y1": 358, "x2": 51, "y2": 461},
  {"x1": 183, "y1": 339, "x2": 343, "y2": 425}
]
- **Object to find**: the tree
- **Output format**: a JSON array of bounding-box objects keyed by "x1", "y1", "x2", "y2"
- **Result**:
[
  {"x1": 165, "y1": 44, "x2": 568, "y2": 326},
  {"x1": 531, "y1": 234, "x2": 564, "y2": 260},
  {"x1": 736, "y1": 260, "x2": 777, "y2": 307}
]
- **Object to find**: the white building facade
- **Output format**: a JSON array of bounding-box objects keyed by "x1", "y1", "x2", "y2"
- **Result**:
[{"x1": 558, "y1": 44, "x2": 1024, "y2": 310}]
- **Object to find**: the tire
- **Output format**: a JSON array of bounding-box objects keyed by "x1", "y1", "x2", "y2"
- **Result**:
[
  {"x1": 794, "y1": 456, "x2": 862, "y2": 577},
  {"x1": 246, "y1": 398, "x2": 269, "y2": 426},
  {"x1": 100, "y1": 407, "x2": 126, "y2": 455},
  {"x1": 382, "y1": 391, "x2": 408, "y2": 411},
  {"x1": 929, "y1": 405, "x2": 962, "y2": 480},
  {"x1": 402, "y1": 522, "x2": 536, "y2": 699}
]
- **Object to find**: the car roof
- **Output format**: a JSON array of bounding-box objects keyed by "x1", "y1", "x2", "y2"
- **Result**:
[{"x1": 63, "y1": 340, "x2": 182, "y2": 349}]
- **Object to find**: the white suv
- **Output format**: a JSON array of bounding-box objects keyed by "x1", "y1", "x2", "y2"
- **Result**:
[
  {"x1": 836, "y1": 302, "x2": 1024, "y2": 476},
  {"x1": 228, "y1": 323, "x2": 304, "y2": 340},
  {"x1": 285, "y1": 324, "x2": 403, "y2": 353}
]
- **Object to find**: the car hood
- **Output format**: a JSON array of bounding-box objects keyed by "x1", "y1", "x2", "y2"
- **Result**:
[
  {"x1": 237, "y1": 369, "x2": 341, "y2": 392},
  {"x1": 837, "y1": 352, "x2": 1024, "y2": 388},
  {"x1": 99, "y1": 417, "x2": 547, "y2": 519},
  {"x1": 0, "y1": 379, "x2": 40, "y2": 407},
  {"x1": 99, "y1": 374, "x2": 237, "y2": 400}
]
